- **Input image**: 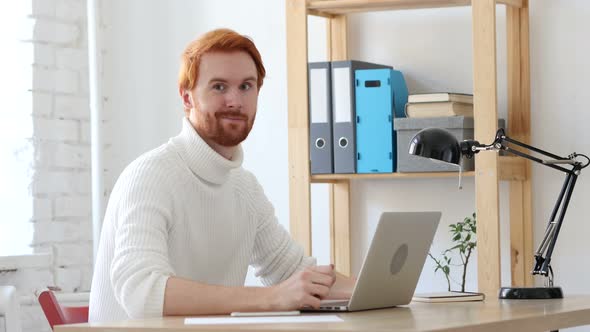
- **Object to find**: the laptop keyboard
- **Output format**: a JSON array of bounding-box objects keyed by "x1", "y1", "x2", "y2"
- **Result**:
[{"x1": 321, "y1": 300, "x2": 349, "y2": 306}]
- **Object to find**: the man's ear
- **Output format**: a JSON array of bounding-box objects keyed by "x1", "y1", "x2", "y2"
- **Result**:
[{"x1": 180, "y1": 89, "x2": 193, "y2": 110}]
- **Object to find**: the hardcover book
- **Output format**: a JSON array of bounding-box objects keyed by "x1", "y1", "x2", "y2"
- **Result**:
[
  {"x1": 408, "y1": 93, "x2": 473, "y2": 104},
  {"x1": 405, "y1": 101, "x2": 473, "y2": 118},
  {"x1": 412, "y1": 291, "x2": 485, "y2": 303}
]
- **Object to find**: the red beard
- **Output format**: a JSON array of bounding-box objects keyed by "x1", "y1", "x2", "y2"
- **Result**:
[{"x1": 197, "y1": 110, "x2": 255, "y2": 147}]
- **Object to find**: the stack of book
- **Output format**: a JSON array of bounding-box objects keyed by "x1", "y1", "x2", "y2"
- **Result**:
[{"x1": 405, "y1": 93, "x2": 473, "y2": 118}]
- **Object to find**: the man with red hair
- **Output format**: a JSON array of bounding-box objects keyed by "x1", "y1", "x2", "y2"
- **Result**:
[{"x1": 89, "y1": 29, "x2": 353, "y2": 322}]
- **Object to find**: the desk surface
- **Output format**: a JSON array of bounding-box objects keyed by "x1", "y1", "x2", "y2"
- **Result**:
[{"x1": 57, "y1": 295, "x2": 590, "y2": 332}]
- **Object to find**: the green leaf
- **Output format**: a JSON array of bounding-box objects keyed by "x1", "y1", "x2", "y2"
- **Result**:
[
  {"x1": 453, "y1": 234, "x2": 461, "y2": 241},
  {"x1": 443, "y1": 266, "x2": 450, "y2": 274},
  {"x1": 465, "y1": 234, "x2": 471, "y2": 242},
  {"x1": 449, "y1": 244, "x2": 462, "y2": 251}
]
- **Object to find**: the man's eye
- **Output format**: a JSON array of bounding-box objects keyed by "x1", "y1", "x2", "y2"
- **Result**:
[
  {"x1": 213, "y1": 84, "x2": 226, "y2": 91},
  {"x1": 240, "y1": 83, "x2": 253, "y2": 91}
]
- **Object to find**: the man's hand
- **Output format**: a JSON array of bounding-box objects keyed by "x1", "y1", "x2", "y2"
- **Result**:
[
  {"x1": 326, "y1": 271, "x2": 357, "y2": 300},
  {"x1": 268, "y1": 265, "x2": 336, "y2": 310}
]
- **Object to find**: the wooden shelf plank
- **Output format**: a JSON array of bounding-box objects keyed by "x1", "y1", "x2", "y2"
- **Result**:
[
  {"x1": 307, "y1": 0, "x2": 522, "y2": 16},
  {"x1": 312, "y1": 171, "x2": 474, "y2": 182},
  {"x1": 311, "y1": 156, "x2": 525, "y2": 182}
]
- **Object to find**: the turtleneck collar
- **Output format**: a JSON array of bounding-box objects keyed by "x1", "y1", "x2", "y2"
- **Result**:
[{"x1": 170, "y1": 117, "x2": 243, "y2": 185}]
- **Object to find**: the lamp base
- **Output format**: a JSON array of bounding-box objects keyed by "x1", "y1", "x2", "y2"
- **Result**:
[{"x1": 498, "y1": 287, "x2": 563, "y2": 299}]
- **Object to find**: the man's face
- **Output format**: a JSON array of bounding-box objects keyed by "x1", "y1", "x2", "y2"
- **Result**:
[{"x1": 184, "y1": 51, "x2": 258, "y2": 147}]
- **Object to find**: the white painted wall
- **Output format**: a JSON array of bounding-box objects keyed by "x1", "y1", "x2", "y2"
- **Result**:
[
  {"x1": 99, "y1": 1, "x2": 590, "y2": 329},
  {"x1": 529, "y1": 2, "x2": 590, "y2": 299}
]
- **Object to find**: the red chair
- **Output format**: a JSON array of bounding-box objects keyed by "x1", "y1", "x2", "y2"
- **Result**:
[{"x1": 38, "y1": 290, "x2": 89, "y2": 330}]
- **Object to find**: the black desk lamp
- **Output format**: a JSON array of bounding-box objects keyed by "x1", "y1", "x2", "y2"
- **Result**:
[{"x1": 409, "y1": 127, "x2": 589, "y2": 299}]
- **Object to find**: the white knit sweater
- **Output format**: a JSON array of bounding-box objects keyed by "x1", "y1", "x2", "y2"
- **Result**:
[{"x1": 88, "y1": 118, "x2": 315, "y2": 322}]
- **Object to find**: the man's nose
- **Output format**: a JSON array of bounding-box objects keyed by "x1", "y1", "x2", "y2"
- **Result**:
[{"x1": 225, "y1": 88, "x2": 243, "y2": 109}]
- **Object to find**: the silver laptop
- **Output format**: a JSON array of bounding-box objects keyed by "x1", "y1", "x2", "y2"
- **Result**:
[{"x1": 305, "y1": 211, "x2": 441, "y2": 312}]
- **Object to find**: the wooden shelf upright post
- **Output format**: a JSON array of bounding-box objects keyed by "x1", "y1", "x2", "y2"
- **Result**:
[
  {"x1": 507, "y1": 0, "x2": 534, "y2": 287},
  {"x1": 472, "y1": 0, "x2": 502, "y2": 298},
  {"x1": 327, "y1": 15, "x2": 352, "y2": 277},
  {"x1": 286, "y1": 0, "x2": 312, "y2": 255}
]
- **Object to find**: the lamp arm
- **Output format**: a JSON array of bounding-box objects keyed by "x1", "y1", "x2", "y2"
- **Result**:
[
  {"x1": 463, "y1": 128, "x2": 589, "y2": 173},
  {"x1": 495, "y1": 128, "x2": 564, "y2": 159},
  {"x1": 534, "y1": 171, "x2": 578, "y2": 283},
  {"x1": 494, "y1": 129, "x2": 576, "y2": 174},
  {"x1": 464, "y1": 129, "x2": 572, "y2": 173}
]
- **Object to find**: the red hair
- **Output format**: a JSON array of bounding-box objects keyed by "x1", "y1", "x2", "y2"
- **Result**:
[{"x1": 178, "y1": 28, "x2": 266, "y2": 91}]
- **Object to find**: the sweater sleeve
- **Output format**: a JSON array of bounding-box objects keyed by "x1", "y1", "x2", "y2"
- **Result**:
[
  {"x1": 109, "y1": 166, "x2": 175, "y2": 319},
  {"x1": 245, "y1": 174, "x2": 316, "y2": 285}
]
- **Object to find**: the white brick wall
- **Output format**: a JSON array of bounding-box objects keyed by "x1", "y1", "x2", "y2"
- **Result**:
[
  {"x1": 0, "y1": 255, "x2": 53, "y2": 332},
  {"x1": 34, "y1": 44, "x2": 56, "y2": 67},
  {"x1": 3, "y1": 0, "x2": 93, "y2": 331},
  {"x1": 55, "y1": 196, "x2": 91, "y2": 217},
  {"x1": 32, "y1": 91, "x2": 54, "y2": 117},
  {"x1": 33, "y1": 198, "x2": 53, "y2": 220},
  {"x1": 32, "y1": 221, "x2": 92, "y2": 245},
  {"x1": 33, "y1": 67, "x2": 79, "y2": 94},
  {"x1": 20, "y1": 304, "x2": 52, "y2": 332},
  {"x1": 0, "y1": 268, "x2": 54, "y2": 297},
  {"x1": 56, "y1": 48, "x2": 89, "y2": 70},
  {"x1": 33, "y1": 118, "x2": 79, "y2": 141},
  {"x1": 80, "y1": 121, "x2": 91, "y2": 143},
  {"x1": 32, "y1": 170, "x2": 91, "y2": 195},
  {"x1": 33, "y1": 19, "x2": 80, "y2": 45},
  {"x1": 55, "y1": 95, "x2": 91, "y2": 120}
]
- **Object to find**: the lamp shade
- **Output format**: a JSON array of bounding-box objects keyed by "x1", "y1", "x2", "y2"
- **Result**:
[{"x1": 408, "y1": 128, "x2": 461, "y2": 166}]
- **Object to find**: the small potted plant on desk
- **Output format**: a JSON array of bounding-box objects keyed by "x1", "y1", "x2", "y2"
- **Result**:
[
  {"x1": 413, "y1": 213, "x2": 484, "y2": 302},
  {"x1": 429, "y1": 212, "x2": 477, "y2": 292}
]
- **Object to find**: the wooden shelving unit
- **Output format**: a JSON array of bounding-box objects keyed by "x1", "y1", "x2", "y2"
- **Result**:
[{"x1": 285, "y1": 0, "x2": 533, "y2": 298}]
